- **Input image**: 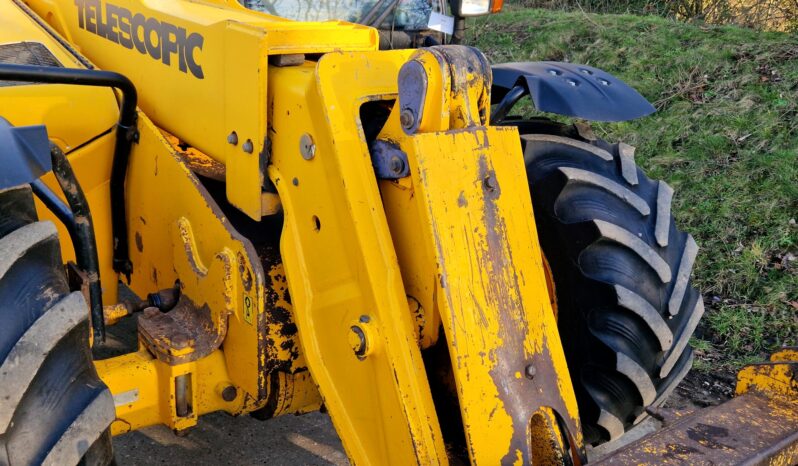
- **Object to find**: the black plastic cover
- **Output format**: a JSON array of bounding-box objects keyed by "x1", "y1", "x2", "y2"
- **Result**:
[
  {"x1": 492, "y1": 61, "x2": 655, "y2": 122},
  {"x1": 0, "y1": 117, "x2": 51, "y2": 190}
]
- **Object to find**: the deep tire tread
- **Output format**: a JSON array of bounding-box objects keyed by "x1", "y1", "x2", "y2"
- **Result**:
[
  {"x1": 521, "y1": 130, "x2": 704, "y2": 444},
  {"x1": 0, "y1": 185, "x2": 114, "y2": 465}
]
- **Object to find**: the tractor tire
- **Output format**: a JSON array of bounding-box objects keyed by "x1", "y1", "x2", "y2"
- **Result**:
[
  {"x1": 0, "y1": 185, "x2": 115, "y2": 466},
  {"x1": 519, "y1": 128, "x2": 703, "y2": 445}
]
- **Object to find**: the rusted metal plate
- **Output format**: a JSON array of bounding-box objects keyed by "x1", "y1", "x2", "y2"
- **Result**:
[
  {"x1": 138, "y1": 295, "x2": 222, "y2": 365},
  {"x1": 592, "y1": 391, "x2": 798, "y2": 465}
]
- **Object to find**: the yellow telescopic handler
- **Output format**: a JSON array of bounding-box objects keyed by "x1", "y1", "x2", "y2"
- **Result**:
[{"x1": 0, "y1": 0, "x2": 795, "y2": 464}]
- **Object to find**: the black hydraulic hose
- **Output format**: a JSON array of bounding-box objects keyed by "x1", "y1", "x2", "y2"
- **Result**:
[
  {"x1": 30, "y1": 179, "x2": 77, "y2": 240},
  {"x1": 48, "y1": 143, "x2": 106, "y2": 341},
  {"x1": 0, "y1": 64, "x2": 138, "y2": 283},
  {"x1": 491, "y1": 84, "x2": 527, "y2": 124}
]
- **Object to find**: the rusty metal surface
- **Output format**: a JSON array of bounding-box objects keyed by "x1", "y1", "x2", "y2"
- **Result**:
[
  {"x1": 594, "y1": 391, "x2": 798, "y2": 465},
  {"x1": 257, "y1": 242, "x2": 305, "y2": 376},
  {"x1": 138, "y1": 295, "x2": 224, "y2": 365},
  {"x1": 162, "y1": 130, "x2": 226, "y2": 181},
  {"x1": 376, "y1": 44, "x2": 584, "y2": 464}
]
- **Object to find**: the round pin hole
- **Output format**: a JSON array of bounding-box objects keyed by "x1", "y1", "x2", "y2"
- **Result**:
[{"x1": 312, "y1": 215, "x2": 321, "y2": 232}]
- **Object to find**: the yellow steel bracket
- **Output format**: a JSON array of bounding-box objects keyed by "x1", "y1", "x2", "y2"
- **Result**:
[
  {"x1": 267, "y1": 50, "x2": 448, "y2": 464},
  {"x1": 97, "y1": 112, "x2": 323, "y2": 433},
  {"x1": 380, "y1": 46, "x2": 584, "y2": 464}
]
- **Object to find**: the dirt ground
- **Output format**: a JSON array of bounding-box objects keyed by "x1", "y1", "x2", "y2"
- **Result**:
[
  {"x1": 667, "y1": 369, "x2": 736, "y2": 410},
  {"x1": 113, "y1": 370, "x2": 735, "y2": 465},
  {"x1": 113, "y1": 411, "x2": 347, "y2": 466}
]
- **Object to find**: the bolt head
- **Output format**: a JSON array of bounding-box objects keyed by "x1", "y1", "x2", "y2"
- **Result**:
[
  {"x1": 525, "y1": 364, "x2": 537, "y2": 380},
  {"x1": 400, "y1": 109, "x2": 416, "y2": 130},
  {"x1": 227, "y1": 131, "x2": 238, "y2": 145},
  {"x1": 389, "y1": 155, "x2": 405, "y2": 175},
  {"x1": 483, "y1": 175, "x2": 497, "y2": 192},
  {"x1": 242, "y1": 139, "x2": 254, "y2": 154},
  {"x1": 221, "y1": 385, "x2": 238, "y2": 402},
  {"x1": 300, "y1": 134, "x2": 316, "y2": 160},
  {"x1": 348, "y1": 325, "x2": 367, "y2": 359}
]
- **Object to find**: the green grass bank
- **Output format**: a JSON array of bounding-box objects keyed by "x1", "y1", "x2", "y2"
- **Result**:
[{"x1": 469, "y1": 8, "x2": 797, "y2": 372}]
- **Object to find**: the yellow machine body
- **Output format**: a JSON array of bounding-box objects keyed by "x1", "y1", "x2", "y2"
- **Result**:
[
  {"x1": 5, "y1": 0, "x2": 796, "y2": 464},
  {"x1": 2, "y1": 0, "x2": 582, "y2": 463}
]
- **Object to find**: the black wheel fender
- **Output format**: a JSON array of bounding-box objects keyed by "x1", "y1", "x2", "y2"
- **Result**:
[{"x1": 491, "y1": 61, "x2": 655, "y2": 122}]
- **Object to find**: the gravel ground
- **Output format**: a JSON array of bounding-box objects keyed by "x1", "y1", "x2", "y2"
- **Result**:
[
  {"x1": 113, "y1": 411, "x2": 347, "y2": 466},
  {"x1": 112, "y1": 409, "x2": 661, "y2": 465},
  {"x1": 113, "y1": 372, "x2": 723, "y2": 465}
]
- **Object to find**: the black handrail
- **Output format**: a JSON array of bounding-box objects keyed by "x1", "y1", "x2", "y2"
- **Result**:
[
  {"x1": 0, "y1": 64, "x2": 139, "y2": 281},
  {"x1": 0, "y1": 63, "x2": 140, "y2": 341}
]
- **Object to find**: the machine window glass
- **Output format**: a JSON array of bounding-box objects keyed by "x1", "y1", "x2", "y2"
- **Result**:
[{"x1": 239, "y1": 0, "x2": 434, "y2": 30}]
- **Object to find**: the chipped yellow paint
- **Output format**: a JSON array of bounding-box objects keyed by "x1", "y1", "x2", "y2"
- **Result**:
[
  {"x1": 88, "y1": 112, "x2": 322, "y2": 431},
  {"x1": 771, "y1": 346, "x2": 798, "y2": 362},
  {"x1": 736, "y1": 348, "x2": 798, "y2": 398},
  {"x1": 596, "y1": 349, "x2": 797, "y2": 465},
  {"x1": 8, "y1": 1, "x2": 587, "y2": 462},
  {"x1": 122, "y1": 115, "x2": 265, "y2": 401},
  {"x1": 379, "y1": 46, "x2": 582, "y2": 464},
  {"x1": 267, "y1": 50, "x2": 448, "y2": 465},
  {"x1": 102, "y1": 303, "x2": 129, "y2": 326},
  {"x1": 261, "y1": 260, "x2": 308, "y2": 373},
  {"x1": 392, "y1": 126, "x2": 581, "y2": 463}
]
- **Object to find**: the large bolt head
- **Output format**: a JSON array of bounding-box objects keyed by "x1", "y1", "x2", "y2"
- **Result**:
[
  {"x1": 221, "y1": 385, "x2": 237, "y2": 402},
  {"x1": 389, "y1": 155, "x2": 405, "y2": 175},
  {"x1": 400, "y1": 109, "x2": 416, "y2": 130}
]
